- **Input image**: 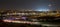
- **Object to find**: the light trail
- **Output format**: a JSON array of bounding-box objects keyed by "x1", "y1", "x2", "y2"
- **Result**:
[{"x1": 3, "y1": 19, "x2": 40, "y2": 25}]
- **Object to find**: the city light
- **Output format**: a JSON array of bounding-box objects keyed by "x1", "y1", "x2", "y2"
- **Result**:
[
  {"x1": 3, "y1": 19, "x2": 40, "y2": 25},
  {"x1": 36, "y1": 9, "x2": 49, "y2": 11}
]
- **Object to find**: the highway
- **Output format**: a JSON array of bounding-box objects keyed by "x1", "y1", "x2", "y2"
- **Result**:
[{"x1": 3, "y1": 19, "x2": 60, "y2": 27}]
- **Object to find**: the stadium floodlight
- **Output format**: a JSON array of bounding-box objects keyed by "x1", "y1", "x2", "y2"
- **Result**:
[{"x1": 36, "y1": 9, "x2": 49, "y2": 11}]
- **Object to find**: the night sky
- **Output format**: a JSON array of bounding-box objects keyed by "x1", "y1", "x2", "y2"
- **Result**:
[{"x1": 0, "y1": 0, "x2": 60, "y2": 10}]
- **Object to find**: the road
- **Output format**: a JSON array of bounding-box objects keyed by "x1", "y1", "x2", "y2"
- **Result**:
[{"x1": 2, "y1": 19, "x2": 60, "y2": 27}]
